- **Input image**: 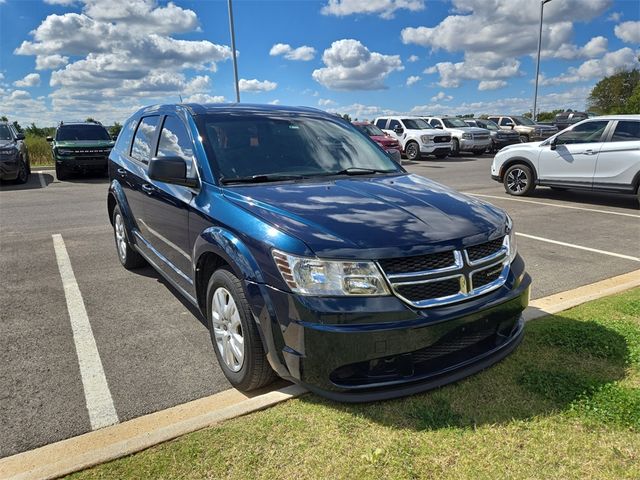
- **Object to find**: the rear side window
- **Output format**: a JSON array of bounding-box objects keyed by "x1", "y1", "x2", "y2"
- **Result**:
[
  {"x1": 388, "y1": 119, "x2": 401, "y2": 130},
  {"x1": 375, "y1": 119, "x2": 387, "y2": 129},
  {"x1": 611, "y1": 121, "x2": 640, "y2": 142},
  {"x1": 131, "y1": 116, "x2": 160, "y2": 163},
  {"x1": 157, "y1": 116, "x2": 196, "y2": 177}
]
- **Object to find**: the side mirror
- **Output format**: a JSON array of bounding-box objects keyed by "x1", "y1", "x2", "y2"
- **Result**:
[
  {"x1": 393, "y1": 126, "x2": 404, "y2": 135},
  {"x1": 549, "y1": 137, "x2": 557, "y2": 151},
  {"x1": 46, "y1": 136, "x2": 53, "y2": 142},
  {"x1": 148, "y1": 156, "x2": 199, "y2": 188},
  {"x1": 16, "y1": 133, "x2": 25, "y2": 140}
]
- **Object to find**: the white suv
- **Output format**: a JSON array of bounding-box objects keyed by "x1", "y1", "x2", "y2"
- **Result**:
[
  {"x1": 423, "y1": 116, "x2": 491, "y2": 156},
  {"x1": 374, "y1": 116, "x2": 452, "y2": 160},
  {"x1": 491, "y1": 115, "x2": 640, "y2": 197}
]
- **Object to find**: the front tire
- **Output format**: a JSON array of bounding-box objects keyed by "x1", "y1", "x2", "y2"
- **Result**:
[
  {"x1": 504, "y1": 164, "x2": 535, "y2": 196},
  {"x1": 112, "y1": 205, "x2": 146, "y2": 269},
  {"x1": 405, "y1": 141, "x2": 420, "y2": 161},
  {"x1": 206, "y1": 268, "x2": 276, "y2": 391},
  {"x1": 451, "y1": 138, "x2": 460, "y2": 156},
  {"x1": 14, "y1": 158, "x2": 29, "y2": 184},
  {"x1": 519, "y1": 134, "x2": 529, "y2": 143},
  {"x1": 55, "y1": 163, "x2": 69, "y2": 181}
]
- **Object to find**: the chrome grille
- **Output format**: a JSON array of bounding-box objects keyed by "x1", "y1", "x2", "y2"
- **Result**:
[
  {"x1": 434, "y1": 135, "x2": 451, "y2": 143},
  {"x1": 473, "y1": 133, "x2": 490, "y2": 140},
  {"x1": 378, "y1": 236, "x2": 510, "y2": 308}
]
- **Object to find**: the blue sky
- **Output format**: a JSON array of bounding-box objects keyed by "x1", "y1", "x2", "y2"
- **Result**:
[{"x1": 0, "y1": 0, "x2": 638, "y2": 125}]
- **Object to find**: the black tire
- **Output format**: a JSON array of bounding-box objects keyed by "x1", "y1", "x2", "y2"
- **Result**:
[
  {"x1": 519, "y1": 134, "x2": 529, "y2": 143},
  {"x1": 504, "y1": 164, "x2": 535, "y2": 196},
  {"x1": 206, "y1": 268, "x2": 276, "y2": 391},
  {"x1": 405, "y1": 141, "x2": 420, "y2": 161},
  {"x1": 112, "y1": 205, "x2": 146, "y2": 269},
  {"x1": 55, "y1": 163, "x2": 69, "y2": 181},
  {"x1": 435, "y1": 153, "x2": 448, "y2": 159},
  {"x1": 451, "y1": 138, "x2": 460, "y2": 156},
  {"x1": 14, "y1": 158, "x2": 29, "y2": 184}
]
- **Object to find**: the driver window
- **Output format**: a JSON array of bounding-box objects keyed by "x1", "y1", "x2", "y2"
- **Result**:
[
  {"x1": 555, "y1": 121, "x2": 608, "y2": 145},
  {"x1": 500, "y1": 118, "x2": 513, "y2": 126},
  {"x1": 388, "y1": 119, "x2": 401, "y2": 130}
]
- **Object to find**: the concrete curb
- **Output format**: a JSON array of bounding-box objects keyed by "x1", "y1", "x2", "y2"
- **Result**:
[
  {"x1": 30, "y1": 167, "x2": 54, "y2": 172},
  {"x1": 0, "y1": 384, "x2": 307, "y2": 480},
  {"x1": 1, "y1": 270, "x2": 638, "y2": 480}
]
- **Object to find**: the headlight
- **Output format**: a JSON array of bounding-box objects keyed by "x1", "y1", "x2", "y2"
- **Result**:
[
  {"x1": 272, "y1": 250, "x2": 390, "y2": 296},
  {"x1": 57, "y1": 148, "x2": 73, "y2": 155},
  {"x1": 420, "y1": 135, "x2": 432, "y2": 143},
  {"x1": 0, "y1": 146, "x2": 18, "y2": 153},
  {"x1": 506, "y1": 215, "x2": 517, "y2": 263},
  {"x1": 462, "y1": 133, "x2": 472, "y2": 140}
]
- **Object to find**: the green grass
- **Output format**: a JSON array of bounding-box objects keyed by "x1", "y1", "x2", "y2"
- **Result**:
[
  {"x1": 69, "y1": 288, "x2": 640, "y2": 480},
  {"x1": 25, "y1": 134, "x2": 53, "y2": 166}
]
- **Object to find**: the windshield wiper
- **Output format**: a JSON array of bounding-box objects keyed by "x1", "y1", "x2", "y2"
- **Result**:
[
  {"x1": 219, "y1": 174, "x2": 307, "y2": 185},
  {"x1": 323, "y1": 167, "x2": 398, "y2": 176}
]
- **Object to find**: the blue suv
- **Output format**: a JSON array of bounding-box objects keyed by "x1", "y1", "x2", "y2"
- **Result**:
[{"x1": 107, "y1": 104, "x2": 531, "y2": 401}]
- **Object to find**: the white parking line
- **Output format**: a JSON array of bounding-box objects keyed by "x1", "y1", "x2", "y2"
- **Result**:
[
  {"x1": 465, "y1": 192, "x2": 640, "y2": 219},
  {"x1": 38, "y1": 173, "x2": 46, "y2": 188},
  {"x1": 516, "y1": 232, "x2": 640, "y2": 262},
  {"x1": 52, "y1": 234, "x2": 119, "y2": 430}
]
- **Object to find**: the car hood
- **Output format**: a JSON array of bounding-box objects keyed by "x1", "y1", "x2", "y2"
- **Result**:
[
  {"x1": 223, "y1": 174, "x2": 507, "y2": 258},
  {"x1": 370, "y1": 135, "x2": 398, "y2": 144},
  {"x1": 448, "y1": 127, "x2": 487, "y2": 135}
]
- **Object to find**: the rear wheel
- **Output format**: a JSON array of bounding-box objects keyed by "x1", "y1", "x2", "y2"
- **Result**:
[
  {"x1": 206, "y1": 268, "x2": 276, "y2": 391},
  {"x1": 405, "y1": 141, "x2": 420, "y2": 161},
  {"x1": 504, "y1": 164, "x2": 535, "y2": 196},
  {"x1": 112, "y1": 205, "x2": 146, "y2": 269}
]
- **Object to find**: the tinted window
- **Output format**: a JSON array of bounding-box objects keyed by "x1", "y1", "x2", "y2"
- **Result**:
[
  {"x1": 401, "y1": 118, "x2": 430, "y2": 130},
  {"x1": 555, "y1": 120, "x2": 608, "y2": 145},
  {"x1": 199, "y1": 115, "x2": 400, "y2": 181},
  {"x1": 443, "y1": 118, "x2": 468, "y2": 128},
  {"x1": 611, "y1": 121, "x2": 640, "y2": 142},
  {"x1": 388, "y1": 119, "x2": 401, "y2": 130},
  {"x1": 499, "y1": 118, "x2": 513, "y2": 126},
  {"x1": 114, "y1": 117, "x2": 137, "y2": 154},
  {"x1": 56, "y1": 124, "x2": 111, "y2": 141},
  {"x1": 477, "y1": 120, "x2": 499, "y2": 131},
  {"x1": 375, "y1": 119, "x2": 387, "y2": 129},
  {"x1": 512, "y1": 116, "x2": 535, "y2": 126},
  {"x1": 354, "y1": 124, "x2": 385, "y2": 137},
  {"x1": 0, "y1": 125, "x2": 12, "y2": 141},
  {"x1": 157, "y1": 116, "x2": 196, "y2": 177},
  {"x1": 131, "y1": 116, "x2": 160, "y2": 163}
]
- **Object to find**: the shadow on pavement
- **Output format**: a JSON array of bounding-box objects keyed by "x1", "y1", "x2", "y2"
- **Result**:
[{"x1": 529, "y1": 188, "x2": 639, "y2": 211}]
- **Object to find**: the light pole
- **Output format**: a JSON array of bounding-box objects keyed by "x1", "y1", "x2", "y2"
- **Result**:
[
  {"x1": 228, "y1": 0, "x2": 240, "y2": 103},
  {"x1": 533, "y1": 0, "x2": 552, "y2": 121}
]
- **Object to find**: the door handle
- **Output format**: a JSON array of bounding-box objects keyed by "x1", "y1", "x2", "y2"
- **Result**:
[
  {"x1": 141, "y1": 184, "x2": 155, "y2": 194},
  {"x1": 583, "y1": 149, "x2": 596, "y2": 155},
  {"x1": 116, "y1": 168, "x2": 127, "y2": 178}
]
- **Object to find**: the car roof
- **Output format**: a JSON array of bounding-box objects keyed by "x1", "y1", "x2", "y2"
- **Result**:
[
  {"x1": 351, "y1": 121, "x2": 371, "y2": 125},
  {"x1": 134, "y1": 103, "x2": 327, "y2": 118},
  {"x1": 587, "y1": 114, "x2": 640, "y2": 121},
  {"x1": 58, "y1": 122, "x2": 105, "y2": 126}
]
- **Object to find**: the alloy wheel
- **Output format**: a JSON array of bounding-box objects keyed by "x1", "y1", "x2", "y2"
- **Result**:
[
  {"x1": 506, "y1": 168, "x2": 528, "y2": 193},
  {"x1": 211, "y1": 287, "x2": 244, "y2": 372},
  {"x1": 114, "y1": 213, "x2": 127, "y2": 261}
]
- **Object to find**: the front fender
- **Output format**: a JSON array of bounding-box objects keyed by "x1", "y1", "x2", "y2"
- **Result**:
[{"x1": 192, "y1": 226, "x2": 265, "y2": 283}]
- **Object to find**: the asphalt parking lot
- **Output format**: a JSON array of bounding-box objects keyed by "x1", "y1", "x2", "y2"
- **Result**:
[{"x1": 1, "y1": 155, "x2": 638, "y2": 459}]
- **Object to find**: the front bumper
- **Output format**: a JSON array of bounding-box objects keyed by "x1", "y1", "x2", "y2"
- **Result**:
[
  {"x1": 55, "y1": 156, "x2": 108, "y2": 170},
  {"x1": 247, "y1": 255, "x2": 530, "y2": 401},
  {"x1": 460, "y1": 138, "x2": 492, "y2": 151},
  {"x1": 0, "y1": 155, "x2": 20, "y2": 180},
  {"x1": 420, "y1": 143, "x2": 452, "y2": 155}
]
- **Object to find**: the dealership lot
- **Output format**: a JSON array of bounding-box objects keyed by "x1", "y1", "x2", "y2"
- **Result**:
[{"x1": 1, "y1": 156, "x2": 638, "y2": 459}]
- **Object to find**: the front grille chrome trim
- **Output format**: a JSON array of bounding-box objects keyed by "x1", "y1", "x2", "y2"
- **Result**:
[
  {"x1": 385, "y1": 250, "x2": 463, "y2": 281},
  {"x1": 465, "y1": 236, "x2": 509, "y2": 266}
]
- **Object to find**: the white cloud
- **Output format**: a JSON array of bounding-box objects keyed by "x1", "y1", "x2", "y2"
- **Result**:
[
  {"x1": 35, "y1": 54, "x2": 69, "y2": 70},
  {"x1": 312, "y1": 39, "x2": 403, "y2": 90},
  {"x1": 541, "y1": 47, "x2": 639, "y2": 85},
  {"x1": 478, "y1": 80, "x2": 507, "y2": 91},
  {"x1": 269, "y1": 43, "x2": 316, "y2": 61},
  {"x1": 9, "y1": 90, "x2": 32, "y2": 100},
  {"x1": 615, "y1": 21, "x2": 640, "y2": 44},
  {"x1": 607, "y1": 11, "x2": 622, "y2": 22},
  {"x1": 13, "y1": 73, "x2": 41, "y2": 87},
  {"x1": 407, "y1": 55, "x2": 419, "y2": 63},
  {"x1": 431, "y1": 91, "x2": 452, "y2": 101},
  {"x1": 321, "y1": 0, "x2": 425, "y2": 19},
  {"x1": 268, "y1": 99, "x2": 280, "y2": 105},
  {"x1": 238, "y1": 78, "x2": 277, "y2": 92},
  {"x1": 542, "y1": 36, "x2": 608, "y2": 60},
  {"x1": 402, "y1": 0, "x2": 611, "y2": 88},
  {"x1": 44, "y1": 0, "x2": 76, "y2": 4},
  {"x1": 318, "y1": 98, "x2": 337, "y2": 106},
  {"x1": 183, "y1": 93, "x2": 225, "y2": 103},
  {"x1": 406, "y1": 75, "x2": 420, "y2": 86},
  {"x1": 327, "y1": 103, "x2": 398, "y2": 119}
]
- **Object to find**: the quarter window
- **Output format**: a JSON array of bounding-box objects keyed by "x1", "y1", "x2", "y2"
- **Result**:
[
  {"x1": 131, "y1": 116, "x2": 160, "y2": 163},
  {"x1": 157, "y1": 116, "x2": 196, "y2": 177},
  {"x1": 610, "y1": 121, "x2": 640, "y2": 142},
  {"x1": 555, "y1": 121, "x2": 608, "y2": 145}
]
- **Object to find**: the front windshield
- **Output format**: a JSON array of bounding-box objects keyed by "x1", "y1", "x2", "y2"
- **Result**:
[
  {"x1": 476, "y1": 119, "x2": 499, "y2": 131},
  {"x1": 355, "y1": 124, "x2": 385, "y2": 136},
  {"x1": 442, "y1": 118, "x2": 469, "y2": 128},
  {"x1": 401, "y1": 118, "x2": 430, "y2": 130},
  {"x1": 512, "y1": 116, "x2": 536, "y2": 126},
  {"x1": 199, "y1": 115, "x2": 401, "y2": 181},
  {"x1": 56, "y1": 125, "x2": 111, "y2": 141},
  {"x1": 0, "y1": 125, "x2": 12, "y2": 141}
]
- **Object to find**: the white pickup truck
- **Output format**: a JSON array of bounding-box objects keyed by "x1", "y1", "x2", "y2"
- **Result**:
[
  {"x1": 423, "y1": 116, "x2": 492, "y2": 156},
  {"x1": 374, "y1": 116, "x2": 452, "y2": 160}
]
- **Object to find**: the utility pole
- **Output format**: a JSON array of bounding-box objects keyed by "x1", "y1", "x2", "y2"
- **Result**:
[
  {"x1": 228, "y1": 0, "x2": 240, "y2": 103},
  {"x1": 533, "y1": 0, "x2": 553, "y2": 121}
]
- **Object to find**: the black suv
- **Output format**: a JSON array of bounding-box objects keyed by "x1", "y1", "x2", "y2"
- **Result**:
[
  {"x1": 47, "y1": 121, "x2": 115, "y2": 180},
  {"x1": 0, "y1": 122, "x2": 30, "y2": 184}
]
